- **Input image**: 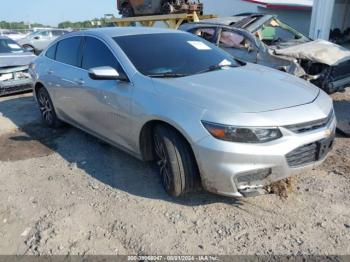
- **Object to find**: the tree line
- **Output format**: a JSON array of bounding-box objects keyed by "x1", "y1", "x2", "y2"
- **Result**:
[
  {"x1": 57, "y1": 20, "x2": 98, "y2": 29},
  {"x1": 0, "y1": 18, "x2": 111, "y2": 30},
  {"x1": 0, "y1": 21, "x2": 49, "y2": 30}
]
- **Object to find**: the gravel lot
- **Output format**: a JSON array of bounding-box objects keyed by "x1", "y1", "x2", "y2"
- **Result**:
[{"x1": 0, "y1": 90, "x2": 349, "y2": 255}]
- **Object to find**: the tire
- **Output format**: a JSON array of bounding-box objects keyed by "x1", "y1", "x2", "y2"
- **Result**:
[
  {"x1": 161, "y1": 2, "x2": 175, "y2": 14},
  {"x1": 121, "y1": 4, "x2": 134, "y2": 17},
  {"x1": 153, "y1": 125, "x2": 199, "y2": 197},
  {"x1": 37, "y1": 87, "x2": 63, "y2": 128}
]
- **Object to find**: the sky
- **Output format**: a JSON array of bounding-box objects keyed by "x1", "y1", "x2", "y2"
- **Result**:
[{"x1": 0, "y1": 0, "x2": 119, "y2": 26}]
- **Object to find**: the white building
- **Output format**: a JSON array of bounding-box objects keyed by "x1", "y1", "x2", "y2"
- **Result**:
[
  {"x1": 201, "y1": 0, "x2": 313, "y2": 35},
  {"x1": 310, "y1": 0, "x2": 350, "y2": 43}
]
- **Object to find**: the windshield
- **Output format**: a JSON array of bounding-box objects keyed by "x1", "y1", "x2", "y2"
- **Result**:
[
  {"x1": 114, "y1": 33, "x2": 239, "y2": 77},
  {"x1": 0, "y1": 38, "x2": 24, "y2": 54},
  {"x1": 255, "y1": 18, "x2": 308, "y2": 46}
]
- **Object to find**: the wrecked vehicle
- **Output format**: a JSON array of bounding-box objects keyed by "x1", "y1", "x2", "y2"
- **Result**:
[
  {"x1": 31, "y1": 28, "x2": 335, "y2": 198},
  {"x1": 0, "y1": 36, "x2": 36, "y2": 96},
  {"x1": 117, "y1": 0, "x2": 203, "y2": 17},
  {"x1": 180, "y1": 14, "x2": 350, "y2": 94}
]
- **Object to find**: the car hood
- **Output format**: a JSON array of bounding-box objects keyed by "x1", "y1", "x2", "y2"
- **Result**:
[
  {"x1": 0, "y1": 52, "x2": 36, "y2": 68},
  {"x1": 152, "y1": 63, "x2": 320, "y2": 114},
  {"x1": 274, "y1": 39, "x2": 350, "y2": 66}
]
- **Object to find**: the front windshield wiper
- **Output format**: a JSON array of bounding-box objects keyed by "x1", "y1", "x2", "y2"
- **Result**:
[
  {"x1": 148, "y1": 73, "x2": 189, "y2": 78},
  {"x1": 197, "y1": 64, "x2": 236, "y2": 74}
]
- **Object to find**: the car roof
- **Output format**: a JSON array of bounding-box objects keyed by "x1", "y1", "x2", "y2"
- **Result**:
[
  {"x1": 82, "y1": 27, "x2": 185, "y2": 38},
  {"x1": 180, "y1": 22, "x2": 242, "y2": 32},
  {"x1": 199, "y1": 14, "x2": 275, "y2": 30}
]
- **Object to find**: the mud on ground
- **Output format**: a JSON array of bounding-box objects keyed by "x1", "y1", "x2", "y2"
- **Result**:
[{"x1": 0, "y1": 92, "x2": 349, "y2": 255}]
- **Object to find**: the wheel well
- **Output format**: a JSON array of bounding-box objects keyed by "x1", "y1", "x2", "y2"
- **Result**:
[
  {"x1": 23, "y1": 44, "x2": 36, "y2": 51},
  {"x1": 139, "y1": 120, "x2": 196, "y2": 162},
  {"x1": 23, "y1": 44, "x2": 34, "y2": 48},
  {"x1": 34, "y1": 83, "x2": 45, "y2": 98}
]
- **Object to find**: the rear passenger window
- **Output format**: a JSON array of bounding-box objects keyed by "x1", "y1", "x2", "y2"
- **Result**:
[
  {"x1": 82, "y1": 37, "x2": 124, "y2": 74},
  {"x1": 56, "y1": 37, "x2": 82, "y2": 67},
  {"x1": 191, "y1": 28, "x2": 216, "y2": 42},
  {"x1": 45, "y1": 43, "x2": 57, "y2": 60}
]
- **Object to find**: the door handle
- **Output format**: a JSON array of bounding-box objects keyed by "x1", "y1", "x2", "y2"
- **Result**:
[{"x1": 75, "y1": 79, "x2": 85, "y2": 86}]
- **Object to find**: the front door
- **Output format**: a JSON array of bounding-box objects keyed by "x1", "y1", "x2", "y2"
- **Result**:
[{"x1": 78, "y1": 36, "x2": 134, "y2": 151}]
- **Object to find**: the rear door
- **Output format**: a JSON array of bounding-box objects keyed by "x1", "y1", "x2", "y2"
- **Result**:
[
  {"x1": 49, "y1": 36, "x2": 85, "y2": 123},
  {"x1": 78, "y1": 36, "x2": 134, "y2": 150}
]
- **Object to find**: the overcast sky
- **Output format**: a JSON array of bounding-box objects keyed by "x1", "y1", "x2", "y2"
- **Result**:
[{"x1": 0, "y1": 0, "x2": 119, "y2": 26}]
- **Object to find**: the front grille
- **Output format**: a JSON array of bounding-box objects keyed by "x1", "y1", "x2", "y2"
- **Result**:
[
  {"x1": 331, "y1": 60, "x2": 350, "y2": 81},
  {"x1": 286, "y1": 142, "x2": 318, "y2": 167},
  {"x1": 284, "y1": 110, "x2": 334, "y2": 134}
]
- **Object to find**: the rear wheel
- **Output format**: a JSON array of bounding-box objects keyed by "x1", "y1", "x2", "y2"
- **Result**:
[
  {"x1": 153, "y1": 125, "x2": 199, "y2": 197},
  {"x1": 37, "y1": 87, "x2": 62, "y2": 128}
]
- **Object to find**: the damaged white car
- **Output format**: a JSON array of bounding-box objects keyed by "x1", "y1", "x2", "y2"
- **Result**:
[
  {"x1": 180, "y1": 14, "x2": 350, "y2": 94},
  {"x1": 0, "y1": 36, "x2": 36, "y2": 96}
]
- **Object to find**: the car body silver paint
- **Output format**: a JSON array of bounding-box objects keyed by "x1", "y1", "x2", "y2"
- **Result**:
[{"x1": 32, "y1": 28, "x2": 335, "y2": 197}]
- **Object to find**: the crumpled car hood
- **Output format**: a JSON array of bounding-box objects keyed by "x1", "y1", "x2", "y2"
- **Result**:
[
  {"x1": 0, "y1": 52, "x2": 36, "y2": 68},
  {"x1": 274, "y1": 40, "x2": 350, "y2": 66},
  {"x1": 152, "y1": 63, "x2": 320, "y2": 114}
]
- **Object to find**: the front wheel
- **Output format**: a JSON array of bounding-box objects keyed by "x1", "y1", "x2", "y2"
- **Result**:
[
  {"x1": 153, "y1": 125, "x2": 199, "y2": 197},
  {"x1": 37, "y1": 87, "x2": 62, "y2": 128}
]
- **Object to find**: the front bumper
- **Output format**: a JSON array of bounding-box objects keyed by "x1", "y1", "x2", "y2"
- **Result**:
[
  {"x1": 194, "y1": 115, "x2": 336, "y2": 198},
  {"x1": 0, "y1": 78, "x2": 33, "y2": 96},
  {"x1": 325, "y1": 75, "x2": 350, "y2": 93}
]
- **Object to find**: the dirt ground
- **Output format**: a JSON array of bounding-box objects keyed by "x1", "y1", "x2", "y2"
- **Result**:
[{"x1": 0, "y1": 90, "x2": 349, "y2": 256}]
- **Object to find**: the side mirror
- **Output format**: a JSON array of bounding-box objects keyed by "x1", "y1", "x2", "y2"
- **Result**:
[
  {"x1": 34, "y1": 36, "x2": 41, "y2": 40},
  {"x1": 24, "y1": 46, "x2": 35, "y2": 53},
  {"x1": 88, "y1": 66, "x2": 127, "y2": 81}
]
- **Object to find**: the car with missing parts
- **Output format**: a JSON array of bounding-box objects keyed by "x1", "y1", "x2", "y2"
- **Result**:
[
  {"x1": 30, "y1": 27, "x2": 336, "y2": 198},
  {"x1": 180, "y1": 14, "x2": 350, "y2": 94},
  {"x1": 0, "y1": 36, "x2": 36, "y2": 96}
]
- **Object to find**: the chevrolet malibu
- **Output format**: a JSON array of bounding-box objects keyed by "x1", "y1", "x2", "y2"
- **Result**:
[{"x1": 31, "y1": 28, "x2": 336, "y2": 197}]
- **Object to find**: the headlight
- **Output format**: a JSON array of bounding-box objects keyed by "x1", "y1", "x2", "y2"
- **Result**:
[{"x1": 202, "y1": 121, "x2": 282, "y2": 143}]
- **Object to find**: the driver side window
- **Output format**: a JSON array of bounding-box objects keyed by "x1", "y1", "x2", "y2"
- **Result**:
[
  {"x1": 82, "y1": 36, "x2": 127, "y2": 79},
  {"x1": 218, "y1": 29, "x2": 253, "y2": 51},
  {"x1": 191, "y1": 27, "x2": 216, "y2": 42},
  {"x1": 258, "y1": 19, "x2": 298, "y2": 45}
]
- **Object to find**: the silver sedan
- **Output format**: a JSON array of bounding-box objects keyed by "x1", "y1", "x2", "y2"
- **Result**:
[{"x1": 30, "y1": 28, "x2": 336, "y2": 198}]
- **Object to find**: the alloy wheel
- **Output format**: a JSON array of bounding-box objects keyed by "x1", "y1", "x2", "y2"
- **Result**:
[
  {"x1": 38, "y1": 91, "x2": 53, "y2": 124},
  {"x1": 154, "y1": 134, "x2": 171, "y2": 190}
]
